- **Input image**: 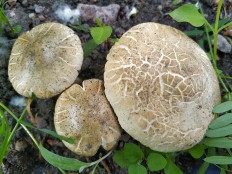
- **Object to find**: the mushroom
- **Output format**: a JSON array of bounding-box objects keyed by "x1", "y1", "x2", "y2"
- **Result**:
[
  {"x1": 8, "y1": 22, "x2": 83, "y2": 99},
  {"x1": 54, "y1": 79, "x2": 121, "y2": 156},
  {"x1": 104, "y1": 22, "x2": 221, "y2": 152}
]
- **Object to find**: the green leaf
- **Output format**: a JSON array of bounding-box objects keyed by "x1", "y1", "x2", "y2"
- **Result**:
[
  {"x1": 90, "y1": 26, "x2": 112, "y2": 44},
  {"x1": 223, "y1": 93, "x2": 232, "y2": 101},
  {"x1": 39, "y1": 144, "x2": 91, "y2": 171},
  {"x1": 95, "y1": 18, "x2": 103, "y2": 27},
  {"x1": 204, "y1": 156, "x2": 232, "y2": 165},
  {"x1": 0, "y1": 8, "x2": 14, "y2": 32},
  {"x1": 215, "y1": 18, "x2": 231, "y2": 29},
  {"x1": 108, "y1": 37, "x2": 119, "y2": 44},
  {"x1": 13, "y1": 25, "x2": 22, "y2": 34},
  {"x1": 188, "y1": 144, "x2": 205, "y2": 159},
  {"x1": 172, "y1": 0, "x2": 182, "y2": 5},
  {"x1": 113, "y1": 143, "x2": 144, "y2": 168},
  {"x1": 196, "y1": 162, "x2": 209, "y2": 174},
  {"x1": 83, "y1": 39, "x2": 98, "y2": 58},
  {"x1": 73, "y1": 20, "x2": 89, "y2": 32},
  {"x1": 128, "y1": 164, "x2": 147, "y2": 174},
  {"x1": 203, "y1": 137, "x2": 232, "y2": 148},
  {"x1": 113, "y1": 150, "x2": 131, "y2": 168},
  {"x1": 124, "y1": 143, "x2": 144, "y2": 163},
  {"x1": 185, "y1": 29, "x2": 204, "y2": 36},
  {"x1": 220, "y1": 168, "x2": 226, "y2": 174},
  {"x1": 213, "y1": 101, "x2": 232, "y2": 113},
  {"x1": 205, "y1": 124, "x2": 232, "y2": 137},
  {"x1": 209, "y1": 113, "x2": 232, "y2": 129},
  {"x1": 147, "y1": 153, "x2": 167, "y2": 171},
  {"x1": 169, "y1": 4, "x2": 206, "y2": 27},
  {"x1": 198, "y1": 38, "x2": 204, "y2": 49},
  {"x1": 20, "y1": 120, "x2": 75, "y2": 144},
  {"x1": 164, "y1": 158, "x2": 183, "y2": 174},
  {"x1": 0, "y1": 109, "x2": 11, "y2": 164}
]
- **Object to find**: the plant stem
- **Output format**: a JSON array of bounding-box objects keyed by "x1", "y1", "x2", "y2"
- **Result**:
[
  {"x1": 204, "y1": 24, "x2": 214, "y2": 60},
  {"x1": 212, "y1": 0, "x2": 223, "y2": 66},
  {"x1": 0, "y1": 102, "x2": 20, "y2": 122},
  {"x1": 0, "y1": 101, "x2": 39, "y2": 147},
  {"x1": 6, "y1": 107, "x2": 27, "y2": 146},
  {"x1": 21, "y1": 123, "x2": 39, "y2": 147}
]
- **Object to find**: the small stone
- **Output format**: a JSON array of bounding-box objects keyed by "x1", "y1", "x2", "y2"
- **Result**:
[
  {"x1": 34, "y1": 4, "x2": 45, "y2": 13},
  {"x1": 8, "y1": 9, "x2": 16, "y2": 17},
  {"x1": 32, "y1": 18, "x2": 41, "y2": 26},
  {"x1": 15, "y1": 140, "x2": 28, "y2": 151},
  {"x1": 8, "y1": 0, "x2": 17, "y2": 6},
  {"x1": 38, "y1": 15, "x2": 45, "y2": 21},
  {"x1": 212, "y1": 34, "x2": 232, "y2": 53},
  {"x1": 29, "y1": 13, "x2": 36, "y2": 19},
  {"x1": 77, "y1": 4, "x2": 120, "y2": 24},
  {"x1": 22, "y1": 0, "x2": 29, "y2": 7},
  {"x1": 157, "y1": 5, "x2": 163, "y2": 11}
]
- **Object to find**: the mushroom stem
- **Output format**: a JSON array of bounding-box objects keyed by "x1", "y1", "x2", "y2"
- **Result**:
[
  {"x1": 100, "y1": 160, "x2": 111, "y2": 174},
  {"x1": 26, "y1": 97, "x2": 35, "y2": 125}
]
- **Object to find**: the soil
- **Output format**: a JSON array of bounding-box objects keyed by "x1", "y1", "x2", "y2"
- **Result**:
[{"x1": 0, "y1": 0, "x2": 231, "y2": 174}]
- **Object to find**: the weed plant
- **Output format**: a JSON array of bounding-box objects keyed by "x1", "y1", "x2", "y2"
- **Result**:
[{"x1": 0, "y1": 0, "x2": 21, "y2": 36}]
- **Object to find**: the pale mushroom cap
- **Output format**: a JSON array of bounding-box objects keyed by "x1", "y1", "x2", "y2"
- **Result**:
[
  {"x1": 54, "y1": 79, "x2": 121, "y2": 157},
  {"x1": 8, "y1": 22, "x2": 83, "y2": 98},
  {"x1": 104, "y1": 22, "x2": 221, "y2": 152}
]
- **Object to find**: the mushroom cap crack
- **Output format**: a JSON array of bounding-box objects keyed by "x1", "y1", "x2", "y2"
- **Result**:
[
  {"x1": 54, "y1": 79, "x2": 121, "y2": 157},
  {"x1": 104, "y1": 23, "x2": 221, "y2": 152}
]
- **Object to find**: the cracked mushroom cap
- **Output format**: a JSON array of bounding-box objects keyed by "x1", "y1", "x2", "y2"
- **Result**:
[
  {"x1": 104, "y1": 22, "x2": 221, "y2": 152},
  {"x1": 8, "y1": 22, "x2": 83, "y2": 98},
  {"x1": 54, "y1": 79, "x2": 121, "y2": 157}
]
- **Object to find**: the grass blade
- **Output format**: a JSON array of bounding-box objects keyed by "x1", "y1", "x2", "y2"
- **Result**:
[
  {"x1": 0, "y1": 108, "x2": 11, "y2": 164},
  {"x1": 83, "y1": 39, "x2": 98, "y2": 58},
  {"x1": 197, "y1": 162, "x2": 209, "y2": 174},
  {"x1": 204, "y1": 156, "x2": 232, "y2": 165},
  {"x1": 185, "y1": 29, "x2": 204, "y2": 36}
]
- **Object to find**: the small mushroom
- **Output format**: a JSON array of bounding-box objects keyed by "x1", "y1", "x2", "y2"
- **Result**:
[
  {"x1": 54, "y1": 79, "x2": 121, "y2": 156},
  {"x1": 104, "y1": 23, "x2": 221, "y2": 152},
  {"x1": 8, "y1": 22, "x2": 83, "y2": 98}
]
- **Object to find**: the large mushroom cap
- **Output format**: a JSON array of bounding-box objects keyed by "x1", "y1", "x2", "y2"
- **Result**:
[
  {"x1": 54, "y1": 79, "x2": 121, "y2": 157},
  {"x1": 104, "y1": 22, "x2": 221, "y2": 152},
  {"x1": 8, "y1": 22, "x2": 83, "y2": 98}
]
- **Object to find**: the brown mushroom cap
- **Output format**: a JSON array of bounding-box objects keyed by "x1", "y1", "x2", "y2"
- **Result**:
[
  {"x1": 104, "y1": 22, "x2": 221, "y2": 152},
  {"x1": 54, "y1": 79, "x2": 121, "y2": 157},
  {"x1": 8, "y1": 22, "x2": 83, "y2": 98}
]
